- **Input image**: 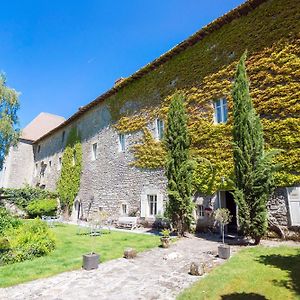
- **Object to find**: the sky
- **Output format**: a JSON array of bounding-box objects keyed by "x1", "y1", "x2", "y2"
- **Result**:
[{"x1": 0, "y1": 0, "x2": 244, "y2": 128}]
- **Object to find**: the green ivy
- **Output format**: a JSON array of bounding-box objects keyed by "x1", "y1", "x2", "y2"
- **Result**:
[{"x1": 57, "y1": 128, "x2": 82, "y2": 211}]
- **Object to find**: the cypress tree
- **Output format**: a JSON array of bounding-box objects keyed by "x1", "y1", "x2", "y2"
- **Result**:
[
  {"x1": 232, "y1": 52, "x2": 276, "y2": 244},
  {"x1": 165, "y1": 93, "x2": 194, "y2": 236}
]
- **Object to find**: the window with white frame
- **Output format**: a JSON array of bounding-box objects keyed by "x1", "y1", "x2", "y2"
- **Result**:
[
  {"x1": 118, "y1": 134, "x2": 126, "y2": 152},
  {"x1": 156, "y1": 119, "x2": 164, "y2": 140},
  {"x1": 121, "y1": 203, "x2": 128, "y2": 215},
  {"x1": 197, "y1": 205, "x2": 205, "y2": 218},
  {"x1": 92, "y1": 143, "x2": 97, "y2": 160},
  {"x1": 214, "y1": 98, "x2": 228, "y2": 123},
  {"x1": 147, "y1": 194, "x2": 157, "y2": 216}
]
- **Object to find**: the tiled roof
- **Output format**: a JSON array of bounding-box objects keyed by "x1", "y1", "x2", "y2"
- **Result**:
[
  {"x1": 21, "y1": 112, "x2": 65, "y2": 142},
  {"x1": 35, "y1": 0, "x2": 267, "y2": 144}
]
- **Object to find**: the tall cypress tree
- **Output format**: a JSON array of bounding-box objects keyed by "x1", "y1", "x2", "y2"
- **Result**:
[
  {"x1": 165, "y1": 93, "x2": 194, "y2": 235},
  {"x1": 232, "y1": 52, "x2": 276, "y2": 244}
]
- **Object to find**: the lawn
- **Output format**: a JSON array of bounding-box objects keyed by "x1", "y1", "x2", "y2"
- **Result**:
[
  {"x1": 178, "y1": 246, "x2": 300, "y2": 300},
  {"x1": 0, "y1": 223, "x2": 160, "y2": 287}
]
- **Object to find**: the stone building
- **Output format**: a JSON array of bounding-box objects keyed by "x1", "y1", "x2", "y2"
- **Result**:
[{"x1": 1, "y1": 0, "x2": 299, "y2": 232}]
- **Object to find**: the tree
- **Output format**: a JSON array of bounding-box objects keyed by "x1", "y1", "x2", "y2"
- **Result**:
[
  {"x1": 165, "y1": 93, "x2": 194, "y2": 235},
  {"x1": 0, "y1": 74, "x2": 20, "y2": 170},
  {"x1": 57, "y1": 127, "x2": 82, "y2": 213},
  {"x1": 232, "y1": 52, "x2": 276, "y2": 244}
]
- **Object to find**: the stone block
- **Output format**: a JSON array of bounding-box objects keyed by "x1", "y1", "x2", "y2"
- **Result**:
[{"x1": 124, "y1": 248, "x2": 137, "y2": 259}]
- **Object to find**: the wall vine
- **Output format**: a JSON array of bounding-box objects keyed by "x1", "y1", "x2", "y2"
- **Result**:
[
  {"x1": 113, "y1": 30, "x2": 300, "y2": 193},
  {"x1": 57, "y1": 128, "x2": 82, "y2": 211}
]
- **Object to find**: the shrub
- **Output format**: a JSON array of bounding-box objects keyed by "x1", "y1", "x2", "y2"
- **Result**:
[
  {"x1": 0, "y1": 219, "x2": 56, "y2": 265},
  {"x1": 0, "y1": 208, "x2": 21, "y2": 236},
  {"x1": 27, "y1": 198, "x2": 57, "y2": 218},
  {"x1": 0, "y1": 237, "x2": 10, "y2": 252},
  {"x1": 2, "y1": 186, "x2": 57, "y2": 210}
]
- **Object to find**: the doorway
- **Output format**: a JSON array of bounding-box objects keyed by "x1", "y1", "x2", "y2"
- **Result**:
[{"x1": 224, "y1": 191, "x2": 237, "y2": 233}]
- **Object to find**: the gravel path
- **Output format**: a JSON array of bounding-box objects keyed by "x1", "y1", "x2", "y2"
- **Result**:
[{"x1": 0, "y1": 236, "x2": 239, "y2": 300}]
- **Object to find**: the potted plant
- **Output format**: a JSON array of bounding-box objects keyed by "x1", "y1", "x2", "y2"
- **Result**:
[
  {"x1": 82, "y1": 212, "x2": 101, "y2": 270},
  {"x1": 214, "y1": 208, "x2": 232, "y2": 259},
  {"x1": 160, "y1": 229, "x2": 171, "y2": 248}
]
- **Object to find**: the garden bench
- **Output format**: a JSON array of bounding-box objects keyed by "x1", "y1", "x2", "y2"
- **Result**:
[
  {"x1": 116, "y1": 217, "x2": 138, "y2": 230},
  {"x1": 42, "y1": 216, "x2": 61, "y2": 227}
]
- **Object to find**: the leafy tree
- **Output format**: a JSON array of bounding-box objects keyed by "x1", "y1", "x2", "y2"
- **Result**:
[
  {"x1": 232, "y1": 52, "x2": 277, "y2": 244},
  {"x1": 165, "y1": 93, "x2": 194, "y2": 235},
  {"x1": 0, "y1": 74, "x2": 20, "y2": 170},
  {"x1": 57, "y1": 127, "x2": 82, "y2": 213}
]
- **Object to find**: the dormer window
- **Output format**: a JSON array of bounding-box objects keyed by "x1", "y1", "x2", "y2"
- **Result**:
[
  {"x1": 155, "y1": 119, "x2": 164, "y2": 140},
  {"x1": 214, "y1": 98, "x2": 228, "y2": 124}
]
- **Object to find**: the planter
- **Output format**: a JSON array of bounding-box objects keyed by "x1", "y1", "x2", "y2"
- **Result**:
[
  {"x1": 218, "y1": 244, "x2": 230, "y2": 259},
  {"x1": 82, "y1": 253, "x2": 100, "y2": 270},
  {"x1": 160, "y1": 237, "x2": 170, "y2": 248}
]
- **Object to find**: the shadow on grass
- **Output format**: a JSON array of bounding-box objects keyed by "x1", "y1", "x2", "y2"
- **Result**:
[
  {"x1": 258, "y1": 249, "x2": 300, "y2": 295},
  {"x1": 194, "y1": 232, "x2": 250, "y2": 246},
  {"x1": 221, "y1": 293, "x2": 267, "y2": 299}
]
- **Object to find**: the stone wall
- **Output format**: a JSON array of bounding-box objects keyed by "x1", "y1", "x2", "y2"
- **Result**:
[
  {"x1": 33, "y1": 102, "x2": 167, "y2": 220},
  {"x1": 268, "y1": 188, "x2": 290, "y2": 228},
  {"x1": 0, "y1": 140, "x2": 34, "y2": 188}
]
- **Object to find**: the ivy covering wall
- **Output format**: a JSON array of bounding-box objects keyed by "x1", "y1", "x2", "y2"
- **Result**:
[
  {"x1": 57, "y1": 128, "x2": 82, "y2": 210},
  {"x1": 110, "y1": 0, "x2": 299, "y2": 193}
]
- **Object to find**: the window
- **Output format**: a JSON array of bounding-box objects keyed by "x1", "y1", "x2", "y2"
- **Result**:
[
  {"x1": 92, "y1": 143, "x2": 97, "y2": 160},
  {"x1": 156, "y1": 119, "x2": 164, "y2": 140},
  {"x1": 34, "y1": 163, "x2": 38, "y2": 176},
  {"x1": 198, "y1": 205, "x2": 205, "y2": 218},
  {"x1": 214, "y1": 98, "x2": 228, "y2": 123},
  {"x1": 147, "y1": 194, "x2": 157, "y2": 216},
  {"x1": 40, "y1": 162, "x2": 46, "y2": 177},
  {"x1": 58, "y1": 157, "x2": 62, "y2": 170},
  {"x1": 37, "y1": 145, "x2": 41, "y2": 153},
  {"x1": 118, "y1": 134, "x2": 126, "y2": 152},
  {"x1": 121, "y1": 204, "x2": 128, "y2": 215},
  {"x1": 62, "y1": 131, "x2": 65, "y2": 144}
]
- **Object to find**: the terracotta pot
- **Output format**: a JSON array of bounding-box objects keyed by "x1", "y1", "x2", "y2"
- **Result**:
[{"x1": 82, "y1": 253, "x2": 100, "y2": 270}]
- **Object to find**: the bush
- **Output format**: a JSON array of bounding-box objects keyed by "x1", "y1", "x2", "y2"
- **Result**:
[
  {"x1": 0, "y1": 219, "x2": 56, "y2": 265},
  {"x1": 0, "y1": 237, "x2": 10, "y2": 252},
  {"x1": 2, "y1": 186, "x2": 57, "y2": 210},
  {"x1": 0, "y1": 208, "x2": 21, "y2": 236},
  {"x1": 27, "y1": 198, "x2": 57, "y2": 218}
]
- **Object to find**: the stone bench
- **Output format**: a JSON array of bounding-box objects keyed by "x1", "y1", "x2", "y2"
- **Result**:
[{"x1": 116, "y1": 217, "x2": 138, "y2": 230}]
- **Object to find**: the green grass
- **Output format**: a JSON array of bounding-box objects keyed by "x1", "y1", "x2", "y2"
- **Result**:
[
  {"x1": 178, "y1": 246, "x2": 300, "y2": 300},
  {"x1": 0, "y1": 224, "x2": 159, "y2": 287}
]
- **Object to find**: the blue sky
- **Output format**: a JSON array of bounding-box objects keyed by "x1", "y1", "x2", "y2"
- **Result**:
[{"x1": 0, "y1": 0, "x2": 244, "y2": 128}]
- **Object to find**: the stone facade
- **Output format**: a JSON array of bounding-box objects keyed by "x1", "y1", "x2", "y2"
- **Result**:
[
  {"x1": 30, "y1": 103, "x2": 167, "y2": 221},
  {"x1": 1, "y1": 0, "x2": 299, "y2": 231}
]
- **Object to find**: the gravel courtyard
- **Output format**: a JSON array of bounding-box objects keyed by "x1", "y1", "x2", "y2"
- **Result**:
[{"x1": 0, "y1": 236, "x2": 241, "y2": 300}]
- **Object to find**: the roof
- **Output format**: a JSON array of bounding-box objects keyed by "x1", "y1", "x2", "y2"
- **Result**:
[
  {"x1": 35, "y1": 0, "x2": 267, "y2": 144},
  {"x1": 21, "y1": 112, "x2": 65, "y2": 142}
]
